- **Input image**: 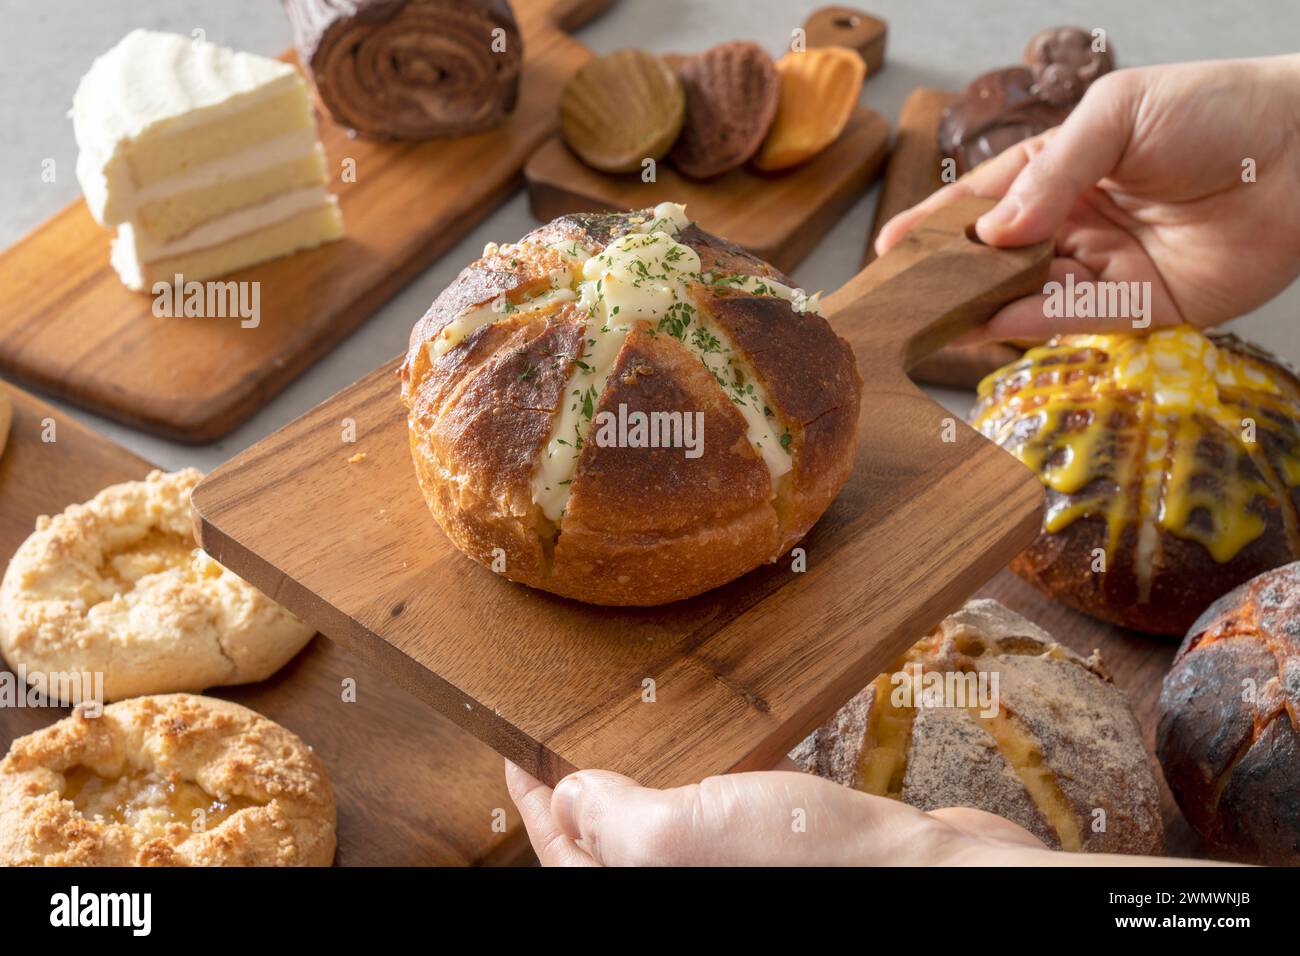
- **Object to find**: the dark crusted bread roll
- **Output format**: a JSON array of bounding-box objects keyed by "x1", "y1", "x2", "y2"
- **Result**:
[
  {"x1": 400, "y1": 204, "x2": 861, "y2": 606},
  {"x1": 282, "y1": 0, "x2": 523, "y2": 140},
  {"x1": 791, "y1": 599, "x2": 1164, "y2": 854},
  {"x1": 1157, "y1": 561, "x2": 1300, "y2": 864},
  {"x1": 973, "y1": 327, "x2": 1300, "y2": 635}
]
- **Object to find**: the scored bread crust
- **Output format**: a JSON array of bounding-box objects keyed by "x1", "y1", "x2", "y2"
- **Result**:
[
  {"x1": 1157, "y1": 561, "x2": 1300, "y2": 864},
  {"x1": 790, "y1": 599, "x2": 1165, "y2": 855},
  {"x1": 974, "y1": 332, "x2": 1300, "y2": 635},
  {"x1": 401, "y1": 209, "x2": 861, "y2": 606},
  {"x1": 0, "y1": 694, "x2": 336, "y2": 866}
]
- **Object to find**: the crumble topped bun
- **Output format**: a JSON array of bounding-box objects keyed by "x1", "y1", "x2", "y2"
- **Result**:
[
  {"x1": 0, "y1": 694, "x2": 335, "y2": 866},
  {"x1": 0, "y1": 469, "x2": 315, "y2": 700}
]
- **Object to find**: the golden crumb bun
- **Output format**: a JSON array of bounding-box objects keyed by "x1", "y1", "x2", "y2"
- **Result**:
[
  {"x1": 0, "y1": 694, "x2": 336, "y2": 866},
  {"x1": 792, "y1": 599, "x2": 1164, "y2": 854},
  {"x1": 0, "y1": 469, "x2": 316, "y2": 700},
  {"x1": 401, "y1": 204, "x2": 861, "y2": 606},
  {"x1": 973, "y1": 327, "x2": 1300, "y2": 635}
]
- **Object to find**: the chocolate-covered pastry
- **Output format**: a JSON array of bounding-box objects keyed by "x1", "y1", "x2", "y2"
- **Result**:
[
  {"x1": 282, "y1": 0, "x2": 523, "y2": 140},
  {"x1": 939, "y1": 25, "x2": 1114, "y2": 175},
  {"x1": 1025, "y1": 26, "x2": 1114, "y2": 106},
  {"x1": 670, "y1": 41, "x2": 780, "y2": 179},
  {"x1": 938, "y1": 67, "x2": 1068, "y2": 177}
]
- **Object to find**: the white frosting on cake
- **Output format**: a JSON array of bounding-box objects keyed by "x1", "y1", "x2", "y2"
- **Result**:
[
  {"x1": 74, "y1": 30, "x2": 305, "y2": 226},
  {"x1": 72, "y1": 29, "x2": 342, "y2": 290}
]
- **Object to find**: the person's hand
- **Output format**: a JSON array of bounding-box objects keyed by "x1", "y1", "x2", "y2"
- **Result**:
[
  {"x1": 877, "y1": 55, "x2": 1300, "y2": 344},
  {"x1": 505, "y1": 760, "x2": 1050, "y2": 866},
  {"x1": 506, "y1": 759, "x2": 1213, "y2": 867},
  {"x1": 504, "y1": 761, "x2": 1218, "y2": 866}
]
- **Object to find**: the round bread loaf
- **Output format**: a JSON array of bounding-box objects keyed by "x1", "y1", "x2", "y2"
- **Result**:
[
  {"x1": 400, "y1": 204, "x2": 861, "y2": 606},
  {"x1": 1157, "y1": 561, "x2": 1300, "y2": 864},
  {"x1": 973, "y1": 327, "x2": 1300, "y2": 635},
  {"x1": 791, "y1": 599, "x2": 1164, "y2": 854}
]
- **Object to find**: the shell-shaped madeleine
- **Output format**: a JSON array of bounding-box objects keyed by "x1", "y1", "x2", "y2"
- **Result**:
[
  {"x1": 670, "y1": 41, "x2": 779, "y2": 179},
  {"x1": 754, "y1": 47, "x2": 866, "y2": 171},
  {"x1": 560, "y1": 49, "x2": 685, "y2": 173}
]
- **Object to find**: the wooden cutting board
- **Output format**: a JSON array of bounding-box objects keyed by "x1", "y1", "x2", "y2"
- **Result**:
[
  {"x1": 191, "y1": 197, "x2": 1052, "y2": 789},
  {"x1": 867, "y1": 87, "x2": 1022, "y2": 389},
  {"x1": 0, "y1": 382, "x2": 531, "y2": 866},
  {"x1": 0, "y1": 0, "x2": 614, "y2": 444},
  {"x1": 526, "y1": 105, "x2": 890, "y2": 274},
  {"x1": 975, "y1": 571, "x2": 1200, "y2": 858}
]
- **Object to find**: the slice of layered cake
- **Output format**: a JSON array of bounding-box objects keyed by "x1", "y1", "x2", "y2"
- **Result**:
[{"x1": 73, "y1": 30, "x2": 343, "y2": 291}]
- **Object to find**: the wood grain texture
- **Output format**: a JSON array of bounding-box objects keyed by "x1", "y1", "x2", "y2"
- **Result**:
[
  {"x1": 0, "y1": 0, "x2": 613, "y2": 444},
  {"x1": 805, "y1": 6, "x2": 888, "y2": 75},
  {"x1": 192, "y1": 197, "x2": 1052, "y2": 789},
  {"x1": 865, "y1": 87, "x2": 1022, "y2": 388},
  {"x1": 526, "y1": 105, "x2": 890, "y2": 274},
  {"x1": 864, "y1": 87, "x2": 953, "y2": 266},
  {"x1": 0, "y1": 382, "x2": 530, "y2": 866},
  {"x1": 975, "y1": 570, "x2": 1200, "y2": 858}
]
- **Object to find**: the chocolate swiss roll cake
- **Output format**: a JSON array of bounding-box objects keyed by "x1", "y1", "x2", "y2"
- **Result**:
[
  {"x1": 282, "y1": 0, "x2": 523, "y2": 140},
  {"x1": 973, "y1": 327, "x2": 1300, "y2": 635}
]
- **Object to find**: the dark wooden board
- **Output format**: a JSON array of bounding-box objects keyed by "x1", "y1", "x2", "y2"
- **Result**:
[
  {"x1": 0, "y1": 382, "x2": 531, "y2": 866},
  {"x1": 0, "y1": 0, "x2": 613, "y2": 443},
  {"x1": 192, "y1": 198, "x2": 1052, "y2": 791},
  {"x1": 976, "y1": 570, "x2": 1200, "y2": 858},
  {"x1": 805, "y1": 6, "x2": 888, "y2": 75},
  {"x1": 867, "y1": 87, "x2": 1022, "y2": 388}
]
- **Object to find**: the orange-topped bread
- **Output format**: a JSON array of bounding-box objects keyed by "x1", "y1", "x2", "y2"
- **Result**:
[{"x1": 973, "y1": 326, "x2": 1300, "y2": 634}]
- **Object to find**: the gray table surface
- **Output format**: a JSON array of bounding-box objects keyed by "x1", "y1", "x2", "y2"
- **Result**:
[{"x1": 2, "y1": 0, "x2": 1298, "y2": 472}]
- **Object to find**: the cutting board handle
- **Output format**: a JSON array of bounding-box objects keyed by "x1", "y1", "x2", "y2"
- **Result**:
[{"x1": 825, "y1": 196, "x2": 1052, "y2": 376}]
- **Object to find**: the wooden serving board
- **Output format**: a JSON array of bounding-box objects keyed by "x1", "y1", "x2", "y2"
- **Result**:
[
  {"x1": 526, "y1": 105, "x2": 890, "y2": 274},
  {"x1": 0, "y1": 382, "x2": 531, "y2": 866},
  {"x1": 192, "y1": 197, "x2": 1052, "y2": 790},
  {"x1": 867, "y1": 87, "x2": 1022, "y2": 389},
  {"x1": 0, "y1": 0, "x2": 613, "y2": 443},
  {"x1": 975, "y1": 570, "x2": 1200, "y2": 858}
]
